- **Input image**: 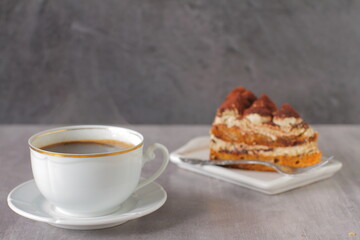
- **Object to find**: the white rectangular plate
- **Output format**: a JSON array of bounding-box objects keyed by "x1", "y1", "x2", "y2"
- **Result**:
[{"x1": 170, "y1": 136, "x2": 342, "y2": 195}]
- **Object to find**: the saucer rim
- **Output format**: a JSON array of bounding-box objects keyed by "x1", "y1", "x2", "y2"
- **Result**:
[{"x1": 7, "y1": 179, "x2": 167, "y2": 227}]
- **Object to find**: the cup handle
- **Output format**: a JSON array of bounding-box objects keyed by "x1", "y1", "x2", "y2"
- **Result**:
[{"x1": 135, "y1": 143, "x2": 169, "y2": 191}]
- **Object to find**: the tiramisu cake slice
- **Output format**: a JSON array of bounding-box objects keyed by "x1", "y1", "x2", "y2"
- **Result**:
[{"x1": 210, "y1": 87, "x2": 322, "y2": 171}]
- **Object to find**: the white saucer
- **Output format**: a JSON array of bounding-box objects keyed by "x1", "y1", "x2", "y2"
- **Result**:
[
  {"x1": 7, "y1": 180, "x2": 167, "y2": 230},
  {"x1": 170, "y1": 136, "x2": 342, "y2": 195}
]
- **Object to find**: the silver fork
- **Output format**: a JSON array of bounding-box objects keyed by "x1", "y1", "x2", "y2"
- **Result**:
[{"x1": 179, "y1": 156, "x2": 334, "y2": 176}]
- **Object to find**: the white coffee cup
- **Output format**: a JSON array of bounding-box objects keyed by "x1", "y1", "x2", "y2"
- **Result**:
[{"x1": 28, "y1": 125, "x2": 169, "y2": 217}]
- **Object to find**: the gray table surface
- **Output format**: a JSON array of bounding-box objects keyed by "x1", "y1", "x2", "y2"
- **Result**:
[{"x1": 0, "y1": 124, "x2": 359, "y2": 240}]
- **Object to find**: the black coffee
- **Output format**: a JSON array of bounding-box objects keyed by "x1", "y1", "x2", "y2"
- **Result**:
[{"x1": 40, "y1": 140, "x2": 134, "y2": 154}]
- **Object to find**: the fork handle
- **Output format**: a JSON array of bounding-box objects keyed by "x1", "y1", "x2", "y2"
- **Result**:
[{"x1": 180, "y1": 158, "x2": 274, "y2": 168}]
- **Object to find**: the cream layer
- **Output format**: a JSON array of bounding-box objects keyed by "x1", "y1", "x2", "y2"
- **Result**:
[
  {"x1": 210, "y1": 135, "x2": 319, "y2": 156},
  {"x1": 214, "y1": 110, "x2": 315, "y2": 140}
]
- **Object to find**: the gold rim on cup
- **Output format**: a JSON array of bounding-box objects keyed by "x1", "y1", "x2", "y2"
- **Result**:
[{"x1": 28, "y1": 126, "x2": 144, "y2": 158}]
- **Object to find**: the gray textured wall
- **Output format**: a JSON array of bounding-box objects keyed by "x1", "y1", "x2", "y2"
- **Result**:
[{"x1": 1, "y1": 0, "x2": 359, "y2": 124}]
